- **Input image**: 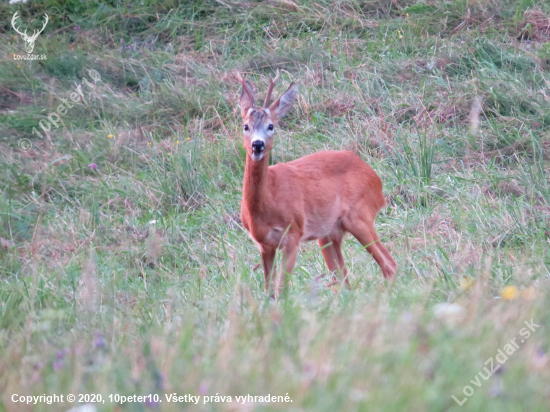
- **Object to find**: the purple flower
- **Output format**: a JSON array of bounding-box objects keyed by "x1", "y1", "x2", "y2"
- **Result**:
[
  {"x1": 94, "y1": 331, "x2": 106, "y2": 349},
  {"x1": 54, "y1": 347, "x2": 69, "y2": 370},
  {"x1": 74, "y1": 26, "x2": 81, "y2": 31},
  {"x1": 87, "y1": 163, "x2": 97, "y2": 170},
  {"x1": 198, "y1": 381, "x2": 209, "y2": 395}
]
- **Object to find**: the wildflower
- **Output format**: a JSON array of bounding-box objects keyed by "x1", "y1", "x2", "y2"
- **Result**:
[
  {"x1": 399, "y1": 35, "x2": 403, "y2": 39},
  {"x1": 501, "y1": 286, "x2": 518, "y2": 300},
  {"x1": 108, "y1": 134, "x2": 114, "y2": 139},
  {"x1": 57, "y1": 348, "x2": 69, "y2": 359},
  {"x1": 186, "y1": 137, "x2": 190, "y2": 141},
  {"x1": 434, "y1": 303, "x2": 465, "y2": 326},
  {"x1": 74, "y1": 26, "x2": 81, "y2": 31},
  {"x1": 148, "y1": 142, "x2": 152, "y2": 146},
  {"x1": 94, "y1": 331, "x2": 105, "y2": 349},
  {"x1": 53, "y1": 348, "x2": 69, "y2": 371},
  {"x1": 406, "y1": 13, "x2": 409, "y2": 17},
  {"x1": 176, "y1": 140, "x2": 180, "y2": 144},
  {"x1": 459, "y1": 277, "x2": 474, "y2": 291},
  {"x1": 87, "y1": 163, "x2": 98, "y2": 170},
  {"x1": 17, "y1": 65, "x2": 20, "y2": 68},
  {"x1": 198, "y1": 381, "x2": 209, "y2": 395}
]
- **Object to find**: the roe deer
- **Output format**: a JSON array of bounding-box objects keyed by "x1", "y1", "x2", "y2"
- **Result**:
[{"x1": 238, "y1": 70, "x2": 397, "y2": 295}]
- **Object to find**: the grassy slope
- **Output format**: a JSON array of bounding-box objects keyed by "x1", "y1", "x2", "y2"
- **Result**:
[{"x1": 0, "y1": 0, "x2": 549, "y2": 411}]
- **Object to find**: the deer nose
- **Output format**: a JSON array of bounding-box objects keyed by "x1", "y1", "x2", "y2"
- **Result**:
[{"x1": 251, "y1": 140, "x2": 265, "y2": 152}]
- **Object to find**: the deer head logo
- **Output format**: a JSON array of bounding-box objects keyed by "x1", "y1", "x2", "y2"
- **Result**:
[{"x1": 11, "y1": 11, "x2": 49, "y2": 54}]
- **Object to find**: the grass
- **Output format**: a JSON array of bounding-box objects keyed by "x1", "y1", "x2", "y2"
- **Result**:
[{"x1": 0, "y1": 0, "x2": 549, "y2": 411}]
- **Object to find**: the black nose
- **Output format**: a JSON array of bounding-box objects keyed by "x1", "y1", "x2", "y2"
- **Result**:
[{"x1": 252, "y1": 140, "x2": 265, "y2": 152}]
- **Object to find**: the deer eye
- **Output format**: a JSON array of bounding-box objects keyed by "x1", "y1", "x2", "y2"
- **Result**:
[
  {"x1": 244, "y1": 125, "x2": 249, "y2": 131},
  {"x1": 268, "y1": 124, "x2": 274, "y2": 131}
]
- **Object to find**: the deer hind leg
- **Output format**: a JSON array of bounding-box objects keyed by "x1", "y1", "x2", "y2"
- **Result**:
[
  {"x1": 318, "y1": 235, "x2": 350, "y2": 287},
  {"x1": 345, "y1": 219, "x2": 397, "y2": 280}
]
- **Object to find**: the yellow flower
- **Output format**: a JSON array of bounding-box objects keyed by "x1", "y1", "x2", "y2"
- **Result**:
[
  {"x1": 148, "y1": 142, "x2": 152, "y2": 146},
  {"x1": 176, "y1": 140, "x2": 180, "y2": 144},
  {"x1": 459, "y1": 277, "x2": 474, "y2": 291},
  {"x1": 16, "y1": 65, "x2": 20, "y2": 68},
  {"x1": 406, "y1": 13, "x2": 409, "y2": 17},
  {"x1": 186, "y1": 137, "x2": 190, "y2": 141},
  {"x1": 108, "y1": 134, "x2": 114, "y2": 139},
  {"x1": 501, "y1": 286, "x2": 518, "y2": 300}
]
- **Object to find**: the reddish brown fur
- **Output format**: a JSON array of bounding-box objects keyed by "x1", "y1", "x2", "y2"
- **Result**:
[{"x1": 238, "y1": 73, "x2": 397, "y2": 294}]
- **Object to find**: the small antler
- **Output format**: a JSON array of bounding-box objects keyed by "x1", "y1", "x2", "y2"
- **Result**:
[
  {"x1": 263, "y1": 69, "x2": 280, "y2": 108},
  {"x1": 28, "y1": 14, "x2": 49, "y2": 41},
  {"x1": 235, "y1": 72, "x2": 245, "y2": 86},
  {"x1": 11, "y1": 11, "x2": 28, "y2": 38},
  {"x1": 236, "y1": 72, "x2": 253, "y2": 97}
]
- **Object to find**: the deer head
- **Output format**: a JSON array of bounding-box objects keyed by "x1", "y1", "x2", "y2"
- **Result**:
[
  {"x1": 11, "y1": 12, "x2": 49, "y2": 54},
  {"x1": 238, "y1": 70, "x2": 298, "y2": 161}
]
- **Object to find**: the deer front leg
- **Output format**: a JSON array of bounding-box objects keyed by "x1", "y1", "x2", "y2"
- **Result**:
[
  {"x1": 260, "y1": 246, "x2": 276, "y2": 294},
  {"x1": 277, "y1": 237, "x2": 300, "y2": 295}
]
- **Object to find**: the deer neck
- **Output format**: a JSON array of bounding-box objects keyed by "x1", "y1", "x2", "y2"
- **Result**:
[{"x1": 243, "y1": 153, "x2": 270, "y2": 214}]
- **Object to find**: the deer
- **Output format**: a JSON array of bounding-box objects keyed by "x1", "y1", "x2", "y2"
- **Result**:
[
  {"x1": 238, "y1": 70, "x2": 397, "y2": 296},
  {"x1": 11, "y1": 11, "x2": 49, "y2": 54}
]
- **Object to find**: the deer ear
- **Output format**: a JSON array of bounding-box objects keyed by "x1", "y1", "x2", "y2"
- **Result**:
[
  {"x1": 269, "y1": 82, "x2": 297, "y2": 123},
  {"x1": 240, "y1": 80, "x2": 255, "y2": 119}
]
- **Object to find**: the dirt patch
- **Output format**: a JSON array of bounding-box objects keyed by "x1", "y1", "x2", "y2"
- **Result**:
[{"x1": 518, "y1": 8, "x2": 550, "y2": 41}]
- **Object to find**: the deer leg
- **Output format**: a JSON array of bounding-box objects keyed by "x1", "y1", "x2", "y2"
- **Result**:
[
  {"x1": 277, "y1": 238, "x2": 299, "y2": 295},
  {"x1": 346, "y1": 221, "x2": 396, "y2": 280},
  {"x1": 260, "y1": 247, "x2": 276, "y2": 294},
  {"x1": 318, "y1": 235, "x2": 349, "y2": 287}
]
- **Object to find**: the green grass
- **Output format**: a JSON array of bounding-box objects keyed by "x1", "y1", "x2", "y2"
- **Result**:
[{"x1": 0, "y1": 0, "x2": 549, "y2": 411}]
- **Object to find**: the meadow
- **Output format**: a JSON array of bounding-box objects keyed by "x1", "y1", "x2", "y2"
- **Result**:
[{"x1": 0, "y1": 0, "x2": 549, "y2": 411}]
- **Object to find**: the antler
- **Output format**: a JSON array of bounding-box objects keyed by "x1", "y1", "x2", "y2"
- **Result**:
[
  {"x1": 237, "y1": 72, "x2": 254, "y2": 98},
  {"x1": 11, "y1": 11, "x2": 28, "y2": 38},
  {"x1": 28, "y1": 14, "x2": 49, "y2": 41},
  {"x1": 235, "y1": 72, "x2": 245, "y2": 86},
  {"x1": 263, "y1": 69, "x2": 280, "y2": 108}
]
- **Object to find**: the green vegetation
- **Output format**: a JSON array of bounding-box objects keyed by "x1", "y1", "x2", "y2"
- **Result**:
[{"x1": 0, "y1": 0, "x2": 549, "y2": 411}]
